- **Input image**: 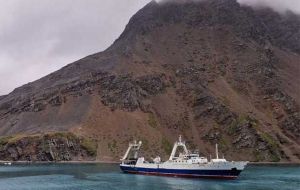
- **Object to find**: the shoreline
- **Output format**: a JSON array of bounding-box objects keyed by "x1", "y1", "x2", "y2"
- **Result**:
[
  {"x1": 0, "y1": 160, "x2": 119, "y2": 164},
  {"x1": 248, "y1": 162, "x2": 300, "y2": 166},
  {"x1": 0, "y1": 160, "x2": 299, "y2": 166}
]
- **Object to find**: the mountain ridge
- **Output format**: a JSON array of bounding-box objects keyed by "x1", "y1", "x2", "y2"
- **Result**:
[{"x1": 0, "y1": 0, "x2": 299, "y2": 162}]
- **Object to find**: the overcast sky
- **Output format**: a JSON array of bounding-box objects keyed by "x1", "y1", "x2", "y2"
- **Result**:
[
  {"x1": 0, "y1": 0, "x2": 150, "y2": 95},
  {"x1": 0, "y1": 0, "x2": 299, "y2": 95}
]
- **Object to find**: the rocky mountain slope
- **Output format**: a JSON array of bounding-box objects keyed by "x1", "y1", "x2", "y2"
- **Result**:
[{"x1": 0, "y1": 0, "x2": 299, "y2": 162}]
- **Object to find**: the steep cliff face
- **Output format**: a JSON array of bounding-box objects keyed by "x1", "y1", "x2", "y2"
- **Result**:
[
  {"x1": 0, "y1": 0, "x2": 299, "y2": 162},
  {"x1": 0, "y1": 133, "x2": 97, "y2": 161}
]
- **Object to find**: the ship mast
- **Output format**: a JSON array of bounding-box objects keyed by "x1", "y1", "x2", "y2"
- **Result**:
[{"x1": 216, "y1": 144, "x2": 219, "y2": 159}]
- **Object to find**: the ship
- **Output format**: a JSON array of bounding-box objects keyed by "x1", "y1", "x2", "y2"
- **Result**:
[{"x1": 120, "y1": 136, "x2": 248, "y2": 179}]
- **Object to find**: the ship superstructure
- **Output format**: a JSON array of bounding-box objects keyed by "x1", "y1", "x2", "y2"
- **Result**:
[{"x1": 120, "y1": 136, "x2": 248, "y2": 179}]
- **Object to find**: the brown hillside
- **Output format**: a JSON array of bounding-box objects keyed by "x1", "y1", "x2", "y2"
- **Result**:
[{"x1": 0, "y1": 0, "x2": 299, "y2": 162}]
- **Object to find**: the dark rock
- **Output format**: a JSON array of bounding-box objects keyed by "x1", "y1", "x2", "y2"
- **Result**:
[
  {"x1": 49, "y1": 96, "x2": 63, "y2": 106},
  {"x1": 0, "y1": 133, "x2": 96, "y2": 161},
  {"x1": 100, "y1": 74, "x2": 166, "y2": 111}
]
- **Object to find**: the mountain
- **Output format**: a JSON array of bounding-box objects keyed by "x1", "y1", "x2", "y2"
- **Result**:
[{"x1": 0, "y1": 0, "x2": 299, "y2": 162}]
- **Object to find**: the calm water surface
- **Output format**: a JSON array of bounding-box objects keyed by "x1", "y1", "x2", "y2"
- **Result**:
[{"x1": 0, "y1": 164, "x2": 299, "y2": 190}]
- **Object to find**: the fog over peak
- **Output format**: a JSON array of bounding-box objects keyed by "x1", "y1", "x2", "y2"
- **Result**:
[
  {"x1": 238, "y1": 0, "x2": 300, "y2": 14},
  {"x1": 155, "y1": 0, "x2": 300, "y2": 14}
]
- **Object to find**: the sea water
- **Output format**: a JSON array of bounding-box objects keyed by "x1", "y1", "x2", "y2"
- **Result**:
[{"x1": 0, "y1": 164, "x2": 299, "y2": 190}]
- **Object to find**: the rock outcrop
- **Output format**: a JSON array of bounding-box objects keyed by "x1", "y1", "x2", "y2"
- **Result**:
[
  {"x1": 0, "y1": 0, "x2": 299, "y2": 162},
  {"x1": 0, "y1": 133, "x2": 96, "y2": 161}
]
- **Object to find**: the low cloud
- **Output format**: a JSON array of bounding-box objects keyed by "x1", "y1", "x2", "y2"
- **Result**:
[
  {"x1": 238, "y1": 0, "x2": 300, "y2": 14},
  {"x1": 156, "y1": 0, "x2": 300, "y2": 14}
]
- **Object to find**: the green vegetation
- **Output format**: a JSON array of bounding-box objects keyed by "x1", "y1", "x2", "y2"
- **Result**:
[
  {"x1": 148, "y1": 113, "x2": 157, "y2": 128},
  {"x1": 0, "y1": 134, "x2": 42, "y2": 145},
  {"x1": 269, "y1": 153, "x2": 280, "y2": 162},
  {"x1": 0, "y1": 132, "x2": 77, "y2": 148},
  {"x1": 0, "y1": 132, "x2": 99, "y2": 159},
  {"x1": 108, "y1": 139, "x2": 117, "y2": 152},
  {"x1": 218, "y1": 137, "x2": 229, "y2": 151},
  {"x1": 253, "y1": 150, "x2": 264, "y2": 162},
  {"x1": 228, "y1": 115, "x2": 258, "y2": 134},
  {"x1": 140, "y1": 138, "x2": 149, "y2": 150},
  {"x1": 253, "y1": 133, "x2": 280, "y2": 162},
  {"x1": 81, "y1": 138, "x2": 97, "y2": 156},
  {"x1": 161, "y1": 137, "x2": 172, "y2": 154},
  {"x1": 49, "y1": 132, "x2": 77, "y2": 140},
  {"x1": 260, "y1": 133, "x2": 278, "y2": 150},
  {"x1": 5, "y1": 134, "x2": 34, "y2": 144},
  {"x1": 260, "y1": 133, "x2": 280, "y2": 162},
  {"x1": 0, "y1": 136, "x2": 11, "y2": 148},
  {"x1": 228, "y1": 120, "x2": 239, "y2": 135},
  {"x1": 228, "y1": 115, "x2": 280, "y2": 162},
  {"x1": 212, "y1": 123, "x2": 220, "y2": 129}
]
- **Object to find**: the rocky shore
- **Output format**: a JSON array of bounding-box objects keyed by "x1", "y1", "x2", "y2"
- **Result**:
[{"x1": 0, "y1": 132, "x2": 97, "y2": 162}]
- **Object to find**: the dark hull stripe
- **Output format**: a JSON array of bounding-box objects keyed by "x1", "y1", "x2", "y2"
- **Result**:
[
  {"x1": 120, "y1": 166, "x2": 242, "y2": 179},
  {"x1": 123, "y1": 170, "x2": 238, "y2": 179}
]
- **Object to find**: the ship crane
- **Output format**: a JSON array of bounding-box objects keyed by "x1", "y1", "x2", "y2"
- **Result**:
[
  {"x1": 121, "y1": 140, "x2": 142, "y2": 161},
  {"x1": 169, "y1": 135, "x2": 188, "y2": 160},
  {"x1": 120, "y1": 136, "x2": 248, "y2": 179}
]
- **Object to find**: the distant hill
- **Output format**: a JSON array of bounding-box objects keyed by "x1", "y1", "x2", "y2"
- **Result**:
[{"x1": 0, "y1": 0, "x2": 299, "y2": 162}]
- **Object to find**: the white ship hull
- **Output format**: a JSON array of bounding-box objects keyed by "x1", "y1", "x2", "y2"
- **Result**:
[
  {"x1": 120, "y1": 161, "x2": 247, "y2": 179},
  {"x1": 120, "y1": 136, "x2": 248, "y2": 179}
]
